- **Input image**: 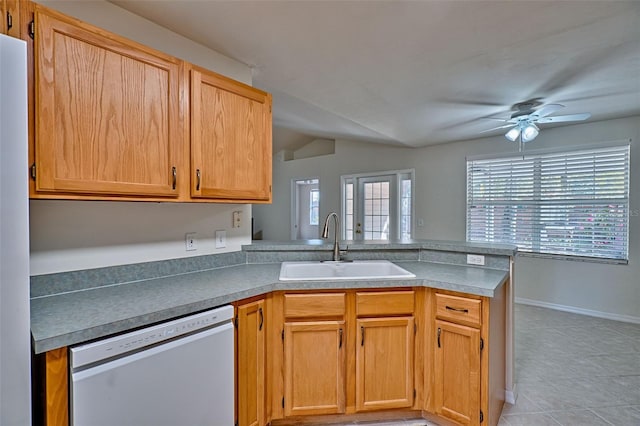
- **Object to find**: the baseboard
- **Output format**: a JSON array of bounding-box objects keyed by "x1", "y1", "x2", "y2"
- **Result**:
[
  {"x1": 505, "y1": 384, "x2": 517, "y2": 405},
  {"x1": 515, "y1": 297, "x2": 640, "y2": 324}
]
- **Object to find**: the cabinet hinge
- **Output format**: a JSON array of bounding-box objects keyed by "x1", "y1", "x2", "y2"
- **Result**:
[
  {"x1": 6, "y1": 11, "x2": 12, "y2": 30},
  {"x1": 480, "y1": 337, "x2": 484, "y2": 351},
  {"x1": 480, "y1": 410, "x2": 484, "y2": 423},
  {"x1": 30, "y1": 163, "x2": 36, "y2": 180},
  {"x1": 29, "y1": 20, "x2": 35, "y2": 40}
]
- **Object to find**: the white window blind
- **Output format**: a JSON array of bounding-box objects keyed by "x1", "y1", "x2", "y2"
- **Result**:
[{"x1": 467, "y1": 145, "x2": 630, "y2": 261}]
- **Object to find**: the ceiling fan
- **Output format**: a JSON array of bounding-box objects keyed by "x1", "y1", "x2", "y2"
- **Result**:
[{"x1": 482, "y1": 102, "x2": 591, "y2": 149}]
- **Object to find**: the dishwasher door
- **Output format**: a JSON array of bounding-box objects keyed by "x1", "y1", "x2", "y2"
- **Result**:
[{"x1": 71, "y1": 312, "x2": 234, "y2": 426}]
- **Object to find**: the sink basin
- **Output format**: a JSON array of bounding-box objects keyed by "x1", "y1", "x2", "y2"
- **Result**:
[{"x1": 279, "y1": 260, "x2": 416, "y2": 281}]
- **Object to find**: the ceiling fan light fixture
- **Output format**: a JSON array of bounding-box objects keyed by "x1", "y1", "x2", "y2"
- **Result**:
[
  {"x1": 505, "y1": 127, "x2": 520, "y2": 141},
  {"x1": 521, "y1": 122, "x2": 539, "y2": 142}
]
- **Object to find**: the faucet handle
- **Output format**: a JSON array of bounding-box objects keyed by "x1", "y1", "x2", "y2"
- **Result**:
[{"x1": 339, "y1": 245, "x2": 349, "y2": 260}]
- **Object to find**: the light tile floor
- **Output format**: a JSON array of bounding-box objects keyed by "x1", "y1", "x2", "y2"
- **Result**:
[
  {"x1": 500, "y1": 304, "x2": 640, "y2": 426},
  {"x1": 312, "y1": 304, "x2": 640, "y2": 426}
]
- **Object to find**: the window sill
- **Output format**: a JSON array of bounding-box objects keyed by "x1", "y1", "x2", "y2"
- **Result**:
[{"x1": 517, "y1": 251, "x2": 628, "y2": 265}]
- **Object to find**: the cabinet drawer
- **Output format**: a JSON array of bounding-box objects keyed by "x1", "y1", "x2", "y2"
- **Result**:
[
  {"x1": 435, "y1": 293, "x2": 481, "y2": 327},
  {"x1": 356, "y1": 291, "x2": 414, "y2": 316},
  {"x1": 284, "y1": 293, "x2": 346, "y2": 319}
]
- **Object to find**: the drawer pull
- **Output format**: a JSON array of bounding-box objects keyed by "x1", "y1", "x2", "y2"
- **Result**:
[
  {"x1": 258, "y1": 307, "x2": 264, "y2": 331},
  {"x1": 361, "y1": 326, "x2": 365, "y2": 346},
  {"x1": 445, "y1": 306, "x2": 469, "y2": 313},
  {"x1": 437, "y1": 327, "x2": 441, "y2": 348},
  {"x1": 196, "y1": 169, "x2": 201, "y2": 191},
  {"x1": 339, "y1": 328, "x2": 343, "y2": 349}
]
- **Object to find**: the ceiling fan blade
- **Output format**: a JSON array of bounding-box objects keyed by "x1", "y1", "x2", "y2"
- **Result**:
[
  {"x1": 479, "y1": 124, "x2": 515, "y2": 133},
  {"x1": 530, "y1": 104, "x2": 564, "y2": 119},
  {"x1": 537, "y1": 113, "x2": 591, "y2": 123},
  {"x1": 483, "y1": 117, "x2": 512, "y2": 122}
]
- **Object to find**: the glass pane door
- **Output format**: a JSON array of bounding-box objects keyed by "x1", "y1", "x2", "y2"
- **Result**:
[{"x1": 356, "y1": 176, "x2": 396, "y2": 240}]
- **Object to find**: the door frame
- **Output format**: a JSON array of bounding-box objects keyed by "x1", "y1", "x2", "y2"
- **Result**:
[{"x1": 290, "y1": 177, "x2": 320, "y2": 240}]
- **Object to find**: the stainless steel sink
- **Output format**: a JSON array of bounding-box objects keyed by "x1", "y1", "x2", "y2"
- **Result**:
[{"x1": 279, "y1": 260, "x2": 416, "y2": 281}]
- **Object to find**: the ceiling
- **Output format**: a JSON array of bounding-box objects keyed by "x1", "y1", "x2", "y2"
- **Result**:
[{"x1": 111, "y1": 0, "x2": 640, "y2": 151}]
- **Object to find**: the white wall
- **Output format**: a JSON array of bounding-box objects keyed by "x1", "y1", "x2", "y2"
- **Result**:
[
  {"x1": 253, "y1": 116, "x2": 640, "y2": 321},
  {"x1": 30, "y1": 1, "x2": 253, "y2": 275}
]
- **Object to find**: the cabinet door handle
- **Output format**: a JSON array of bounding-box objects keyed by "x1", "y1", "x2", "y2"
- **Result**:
[
  {"x1": 196, "y1": 169, "x2": 201, "y2": 191},
  {"x1": 437, "y1": 327, "x2": 441, "y2": 348},
  {"x1": 339, "y1": 328, "x2": 343, "y2": 349},
  {"x1": 361, "y1": 326, "x2": 365, "y2": 346},
  {"x1": 258, "y1": 307, "x2": 263, "y2": 331},
  {"x1": 171, "y1": 167, "x2": 177, "y2": 190},
  {"x1": 445, "y1": 306, "x2": 469, "y2": 313}
]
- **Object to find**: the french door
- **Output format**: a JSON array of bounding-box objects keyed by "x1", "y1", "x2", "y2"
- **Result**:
[
  {"x1": 342, "y1": 170, "x2": 413, "y2": 241},
  {"x1": 356, "y1": 175, "x2": 396, "y2": 240}
]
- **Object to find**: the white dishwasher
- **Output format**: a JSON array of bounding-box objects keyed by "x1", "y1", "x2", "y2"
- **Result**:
[{"x1": 70, "y1": 305, "x2": 234, "y2": 426}]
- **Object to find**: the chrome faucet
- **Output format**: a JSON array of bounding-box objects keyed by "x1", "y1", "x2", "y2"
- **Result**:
[{"x1": 322, "y1": 212, "x2": 341, "y2": 261}]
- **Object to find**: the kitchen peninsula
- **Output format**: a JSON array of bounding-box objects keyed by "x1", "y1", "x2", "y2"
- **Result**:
[{"x1": 31, "y1": 240, "x2": 516, "y2": 426}]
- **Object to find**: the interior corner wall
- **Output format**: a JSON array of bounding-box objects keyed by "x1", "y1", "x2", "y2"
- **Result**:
[
  {"x1": 255, "y1": 116, "x2": 640, "y2": 321},
  {"x1": 29, "y1": 1, "x2": 253, "y2": 275}
]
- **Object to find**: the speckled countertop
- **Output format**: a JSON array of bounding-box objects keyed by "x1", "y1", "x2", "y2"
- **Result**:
[{"x1": 30, "y1": 259, "x2": 509, "y2": 354}]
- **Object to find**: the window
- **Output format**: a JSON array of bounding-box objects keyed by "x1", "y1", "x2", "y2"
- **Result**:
[
  {"x1": 309, "y1": 189, "x2": 320, "y2": 226},
  {"x1": 466, "y1": 145, "x2": 630, "y2": 262},
  {"x1": 342, "y1": 170, "x2": 414, "y2": 241}
]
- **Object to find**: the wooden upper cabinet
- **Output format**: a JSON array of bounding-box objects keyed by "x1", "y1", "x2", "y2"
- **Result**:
[
  {"x1": 1, "y1": 0, "x2": 20, "y2": 37},
  {"x1": 33, "y1": 8, "x2": 182, "y2": 198},
  {"x1": 1, "y1": 0, "x2": 6, "y2": 34},
  {"x1": 190, "y1": 67, "x2": 272, "y2": 202}
]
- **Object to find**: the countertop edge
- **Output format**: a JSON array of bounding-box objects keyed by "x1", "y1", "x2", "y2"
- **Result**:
[{"x1": 242, "y1": 240, "x2": 518, "y2": 256}]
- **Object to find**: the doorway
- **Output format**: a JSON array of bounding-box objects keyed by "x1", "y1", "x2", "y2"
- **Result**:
[{"x1": 291, "y1": 178, "x2": 320, "y2": 240}]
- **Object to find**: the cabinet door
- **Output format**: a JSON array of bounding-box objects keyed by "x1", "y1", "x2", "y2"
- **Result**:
[
  {"x1": 356, "y1": 317, "x2": 414, "y2": 411},
  {"x1": 1, "y1": 0, "x2": 5, "y2": 34},
  {"x1": 4, "y1": 0, "x2": 19, "y2": 38},
  {"x1": 34, "y1": 9, "x2": 181, "y2": 197},
  {"x1": 237, "y1": 300, "x2": 266, "y2": 426},
  {"x1": 191, "y1": 68, "x2": 272, "y2": 202},
  {"x1": 434, "y1": 320, "x2": 481, "y2": 425},
  {"x1": 283, "y1": 321, "x2": 345, "y2": 416}
]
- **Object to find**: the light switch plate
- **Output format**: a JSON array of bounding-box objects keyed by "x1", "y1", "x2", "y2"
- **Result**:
[
  {"x1": 185, "y1": 233, "x2": 197, "y2": 251},
  {"x1": 215, "y1": 230, "x2": 226, "y2": 248}
]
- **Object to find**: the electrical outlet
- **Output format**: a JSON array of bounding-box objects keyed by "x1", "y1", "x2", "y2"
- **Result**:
[
  {"x1": 185, "y1": 233, "x2": 197, "y2": 251},
  {"x1": 215, "y1": 230, "x2": 226, "y2": 248},
  {"x1": 233, "y1": 211, "x2": 242, "y2": 228},
  {"x1": 467, "y1": 254, "x2": 485, "y2": 266}
]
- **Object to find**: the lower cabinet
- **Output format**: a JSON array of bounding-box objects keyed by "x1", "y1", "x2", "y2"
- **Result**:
[
  {"x1": 283, "y1": 321, "x2": 346, "y2": 416},
  {"x1": 236, "y1": 299, "x2": 266, "y2": 426},
  {"x1": 356, "y1": 317, "x2": 414, "y2": 412},
  {"x1": 434, "y1": 319, "x2": 481, "y2": 425}
]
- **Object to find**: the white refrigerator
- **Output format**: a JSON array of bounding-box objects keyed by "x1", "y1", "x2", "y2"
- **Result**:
[{"x1": 0, "y1": 34, "x2": 31, "y2": 425}]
